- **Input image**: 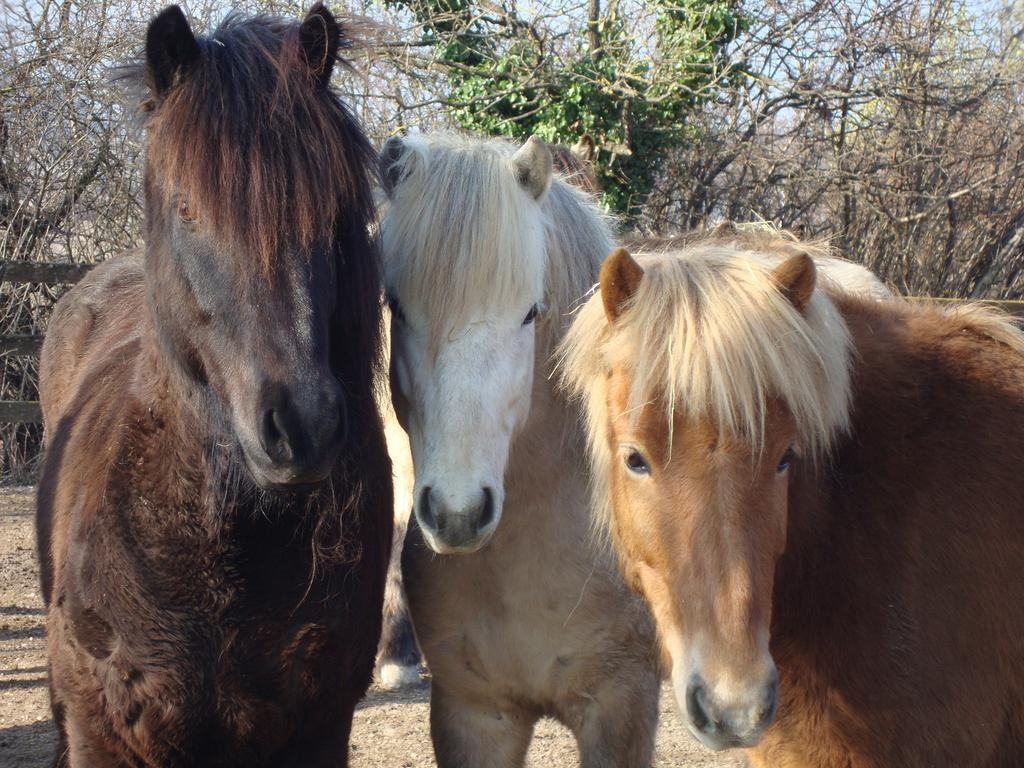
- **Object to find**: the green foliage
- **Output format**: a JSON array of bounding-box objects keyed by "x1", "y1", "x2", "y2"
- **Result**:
[{"x1": 391, "y1": 0, "x2": 745, "y2": 219}]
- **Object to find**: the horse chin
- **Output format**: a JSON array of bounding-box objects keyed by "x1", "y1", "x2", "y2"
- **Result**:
[
  {"x1": 416, "y1": 518, "x2": 499, "y2": 556},
  {"x1": 241, "y1": 451, "x2": 333, "y2": 493},
  {"x1": 684, "y1": 721, "x2": 765, "y2": 752}
]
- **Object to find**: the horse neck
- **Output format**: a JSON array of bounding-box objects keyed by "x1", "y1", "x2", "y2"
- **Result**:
[
  {"x1": 540, "y1": 181, "x2": 611, "y2": 322},
  {"x1": 505, "y1": 187, "x2": 605, "y2": 502},
  {"x1": 774, "y1": 297, "x2": 932, "y2": 631},
  {"x1": 134, "y1": 295, "x2": 207, "y2": 429},
  {"x1": 502, "y1": 322, "x2": 590, "y2": 529},
  {"x1": 120, "y1": 274, "x2": 261, "y2": 514},
  {"x1": 499, "y1": 196, "x2": 607, "y2": 526},
  {"x1": 129, "y1": 321, "x2": 310, "y2": 540}
]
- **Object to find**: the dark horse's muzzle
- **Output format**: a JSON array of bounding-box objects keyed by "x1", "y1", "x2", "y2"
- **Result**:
[{"x1": 247, "y1": 377, "x2": 345, "y2": 488}]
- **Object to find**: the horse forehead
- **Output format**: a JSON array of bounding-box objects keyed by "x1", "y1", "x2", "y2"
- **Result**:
[
  {"x1": 606, "y1": 367, "x2": 798, "y2": 457},
  {"x1": 396, "y1": 317, "x2": 518, "y2": 372},
  {"x1": 382, "y1": 173, "x2": 548, "y2": 297},
  {"x1": 605, "y1": 368, "x2": 710, "y2": 463},
  {"x1": 386, "y1": 235, "x2": 546, "y2": 288}
]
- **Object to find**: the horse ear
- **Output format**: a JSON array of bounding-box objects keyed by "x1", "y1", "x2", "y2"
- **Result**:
[
  {"x1": 772, "y1": 253, "x2": 817, "y2": 313},
  {"x1": 512, "y1": 135, "x2": 553, "y2": 201},
  {"x1": 572, "y1": 134, "x2": 596, "y2": 165},
  {"x1": 379, "y1": 136, "x2": 408, "y2": 196},
  {"x1": 710, "y1": 220, "x2": 737, "y2": 239},
  {"x1": 145, "y1": 5, "x2": 199, "y2": 98},
  {"x1": 300, "y1": 3, "x2": 340, "y2": 87},
  {"x1": 600, "y1": 248, "x2": 645, "y2": 322}
]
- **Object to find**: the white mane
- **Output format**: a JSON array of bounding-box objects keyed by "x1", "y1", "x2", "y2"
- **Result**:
[
  {"x1": 559, "y1": 236, "x2": 857, "y2": 531},
  {"x1": 379, "y1": 133, "x2": 614, "y2": 350}
]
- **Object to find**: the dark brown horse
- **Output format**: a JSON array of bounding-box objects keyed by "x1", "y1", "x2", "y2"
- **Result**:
[{"x1": 35, "y1": 5, "x2": 392, "y2": 766}]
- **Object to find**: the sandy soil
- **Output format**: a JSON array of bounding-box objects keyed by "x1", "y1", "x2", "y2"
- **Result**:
[{"x1": 0, "y1": 487, "x2": 743, "y2": 767}]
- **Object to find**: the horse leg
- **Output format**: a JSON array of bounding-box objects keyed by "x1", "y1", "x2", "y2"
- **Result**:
[
  {"x1": 376, "y1": 534, "x2": 421, "y2": 689},
  {"x1": 430, "y1": 684, "x2": 535, "y2": 768},
  {"x1": 48, "y1": 686, "x2": 70, "y2": 768},
  {"x1": 45, "y1": 641, "x2": 80, "y2": 768},
  {"x1": 281, "y1": 702, "x2": 354, "y2": 768},
  {"x1": 570, "y1": 666, "x2": 660, "y2": 768},
  {"x1": 377, "y1": 598, "x2": 421, "y2": 688},
  {"x1": 63, "y1": 711, "x2": 131, "y2": 768},
  {"x1": 376, "y1": 491, "x2": 422, "y2": 689}
]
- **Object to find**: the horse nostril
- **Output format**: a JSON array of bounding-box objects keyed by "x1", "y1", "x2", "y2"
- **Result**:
[
  {"x1": 259, "y1": 407, "x2": 294, "y2": 464},
  {"x1": 686, "y1": 679, "x2": 715, "y2": 734},
  {"x1": 419, "y1": 486, "x2": 436, "y2": 529},
  {"x1": 757, "y1": 676, "x2": 779, "y2": 728},
  {"x1": 479, "y1": 487, "x2": 495, "y2": 529}
]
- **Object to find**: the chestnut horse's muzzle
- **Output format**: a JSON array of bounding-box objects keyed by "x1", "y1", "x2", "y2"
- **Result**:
[{"x1": 682, "y1": 668, "x2": 778, "y2": 751}]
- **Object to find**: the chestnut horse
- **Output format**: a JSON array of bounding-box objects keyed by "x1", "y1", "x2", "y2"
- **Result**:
[
  {"x1": 36, "y1": 5, "x2": 391, "y2": 766},
  {"x1": 561, "y1": 230, "x2": 1024, "y2": 767}
]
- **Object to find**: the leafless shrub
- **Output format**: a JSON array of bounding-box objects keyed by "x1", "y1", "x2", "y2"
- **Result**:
[{"x1": 645, "y1": 0, "x2": 1024, "y2": 298}]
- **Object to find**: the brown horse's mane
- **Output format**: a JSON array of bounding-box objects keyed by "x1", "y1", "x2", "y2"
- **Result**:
[
  {"x1": 550, "y1": 141, "x2": 600, "y2": 196},
  {"x1": 118, "y1": 11, "x2": 378, "y2": 278}
]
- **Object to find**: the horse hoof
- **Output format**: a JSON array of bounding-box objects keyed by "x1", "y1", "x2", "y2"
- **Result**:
[{"x1": 378, "y1": 663, "x2": 422, "y2": 689}]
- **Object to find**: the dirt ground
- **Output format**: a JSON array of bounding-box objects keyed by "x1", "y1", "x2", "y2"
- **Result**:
[{"x1": 0, "y1": 487, "x2": 743, "y2": 767}]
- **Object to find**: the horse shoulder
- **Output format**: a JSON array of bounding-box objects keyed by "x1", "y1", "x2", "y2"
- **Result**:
[
  {"x1": 37, "y1": 254, "x2": 146, "y2": 609},
  {"x1": 39, "y1": 253, "x2": 146, "y2": 431}
]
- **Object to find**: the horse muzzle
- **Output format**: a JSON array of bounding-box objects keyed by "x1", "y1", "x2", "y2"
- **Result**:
[
  {"x1": 681, "y1": 667, "x2": 778, "y2": 751},
  {"x1": 414, "y1": 485, "x2": 499, "y2": 554},
  {"x1": 242, "y1": 378, "x2": 346, "y2": 489}
]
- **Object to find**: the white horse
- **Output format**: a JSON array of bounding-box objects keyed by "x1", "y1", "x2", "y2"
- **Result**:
[
  {"x1": 373, "y1": 137, "x2": 606, "y2": 690},
  {"x1": 378, "y1": 133, "x2": 662, "y2": 768}
]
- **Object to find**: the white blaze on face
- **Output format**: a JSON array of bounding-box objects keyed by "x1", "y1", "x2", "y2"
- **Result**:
[{"x1": 390, "y1": 304, "x2": 538, "y2": 552}]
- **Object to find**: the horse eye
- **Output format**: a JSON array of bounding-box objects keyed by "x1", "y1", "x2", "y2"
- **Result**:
[
  {"x1": 177, "y1": 200, "x2": 196, "y2": 222},
  {"x1": 777, "y1": 445, "x2": 796, "y2": 474},
  {"x1": 387, "y1": 295, "x2": 405, "y2": 323},
  {"x1": 522, "y1": 303, "x2": 539, "y2": 326},
  {"x1": 624, "y1": 449, "x2": 651, "y2": 476}
]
